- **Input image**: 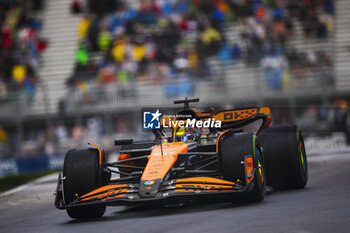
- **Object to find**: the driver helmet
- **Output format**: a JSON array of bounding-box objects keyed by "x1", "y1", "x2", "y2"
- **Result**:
[{"x1": 176, "y1": 127, "x2": 200, "y2": 142}]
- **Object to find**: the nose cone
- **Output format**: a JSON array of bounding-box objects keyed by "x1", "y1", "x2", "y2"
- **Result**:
[{"x1": 138, "y1": 142, "x2": 188, "y2": 198}]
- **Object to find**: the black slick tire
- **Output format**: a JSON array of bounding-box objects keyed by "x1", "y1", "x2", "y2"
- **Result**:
[
  {"x1": 259, "y1": 125, "x2": 308, "y2": 190},
  {"x1": 63, "y1": 148, "x2": 106, "y2": 219},
  {"x1": 219, "y1": 132, "x2": 266, "y2": 203}
]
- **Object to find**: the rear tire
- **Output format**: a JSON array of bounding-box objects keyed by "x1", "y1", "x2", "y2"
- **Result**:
[
  {"x1": 219, "y1": 132, "x2": 266, "y2": 203},
  {"x1": 259, "y1": 125, "x2": 308, "y2": 190},
  {"x1": 63, "y1": 148, "x2": 106, "y2": 219}
]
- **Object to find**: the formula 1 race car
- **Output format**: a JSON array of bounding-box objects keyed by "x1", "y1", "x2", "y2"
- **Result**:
[{"x1": 55, "y1": 98, "x2": 308, "y2": 219}]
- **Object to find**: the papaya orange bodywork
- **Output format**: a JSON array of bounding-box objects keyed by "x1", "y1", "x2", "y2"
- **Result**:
[
  {"x1": 174, "y1": 177, "x2": 235, "y2": 192},
  {"x1": 259, "y1": 107, "x2": 271, "y2": 114},
  {"x1": 174, "y1": 185, "x2": 234, "y2": 192},
  {"x1": 88, "y1": 142, "x2": 103, "y2": 164},
  {"x1": 141, "y1": 142, "x2": 187, "y2": 181},
  {"x1": 81, "y1": 190, "x2": 127, "y2": 201},
  {"x1": 245, "y1": 156, "x2": 254, "y2": 183},
  {"x1": 80, "y1": 184, "x2": 128, "y2": 201},
  {"x1": 117, "y1": 153, "x2": 135, "y2": 172},
  {"x1": 118, "y1": 154, "x2": 131, "y2": 161},
  {"x1": 214, "y1": 109, "x2": 258, "y2": 122},
  {"x1": 176, "y1": 177, "x2": 235, "y2": 185}
]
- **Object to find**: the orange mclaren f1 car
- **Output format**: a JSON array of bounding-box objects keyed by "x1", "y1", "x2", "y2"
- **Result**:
[{"x1": 55, "y1": 98, "x2": 308, "y2": 219}]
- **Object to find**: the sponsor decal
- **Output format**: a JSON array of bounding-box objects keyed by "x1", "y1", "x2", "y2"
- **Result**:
[
  {"x1": 48, "y1": 155, "x2": 64, "y2": 170},
  {"x1": 304, "y1": 133, "x2": 347, "y2": 152},
  {"x1": 223, "y1": 109, "x2": 257, "y2": 121},
  {"x1": 144, "y1": 181, "x2": 155, "y2": 185},
  {"x1": 0, "y1": 159, "x2": 19, "y2": 176}
]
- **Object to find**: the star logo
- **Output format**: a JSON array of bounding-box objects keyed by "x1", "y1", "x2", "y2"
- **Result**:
[
  {"x1": 150, "y1": 109, "x2": 162, "y2": 122},
  {"x1": 143, "y1": 109, "x2": 162, "y2": 129}
]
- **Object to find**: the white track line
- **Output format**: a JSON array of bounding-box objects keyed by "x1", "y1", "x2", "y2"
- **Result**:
[{"x1": 0, "y1": 172, "x2": 59, "y2": 197}]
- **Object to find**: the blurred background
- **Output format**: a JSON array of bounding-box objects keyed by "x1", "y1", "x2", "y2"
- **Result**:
[{"x1": 0, "y1": 0, "x2": 348, "y2": 176}]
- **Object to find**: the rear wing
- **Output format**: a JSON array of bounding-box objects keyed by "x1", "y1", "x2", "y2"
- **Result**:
[
  {"x1": 160, "y1": 107, "x2": 271, "y2": 128},
  {"x1": 211, "y1": 107, "x2": 270, "y2": 123}
]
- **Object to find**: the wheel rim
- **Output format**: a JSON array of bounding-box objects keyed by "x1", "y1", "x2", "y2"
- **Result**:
[
  {"x1": 300, "y1": 141, "x2": 306, "y2": 172},
  {"x1": 256, "y1": 148, "x2": 264, "y2": 183},
  {"x1": 298, "y1": 130, "x2": 307, "y2": 180}
]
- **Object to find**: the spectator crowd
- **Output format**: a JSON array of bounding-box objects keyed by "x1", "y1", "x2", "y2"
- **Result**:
[
  {"x1": 0, "y1": 0, "x2": 47, "y2": 103},
  {"x1": 69, "y1": 0, "x2": 242, "y2": 104},
  {"x1": 238, "y1": 0, "x2": 335, "y2": 89},
  {"x1": 68, "y1": 0, "x2": 335, "y2": 105}
]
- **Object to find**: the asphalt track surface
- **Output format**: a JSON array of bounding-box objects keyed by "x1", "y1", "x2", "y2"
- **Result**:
[{"x1": 1, "y1": 149, "x2": 350, "y2": 233}]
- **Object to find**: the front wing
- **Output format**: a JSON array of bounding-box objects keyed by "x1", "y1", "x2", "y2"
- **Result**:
[{"x1": 55, "y1": 176, "x2": 249, "y2": 209}]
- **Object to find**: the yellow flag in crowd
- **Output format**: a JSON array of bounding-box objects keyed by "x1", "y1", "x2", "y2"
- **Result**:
[
  {"x1": 132, "y1": 45, "x2": 145, "y2": 61},
  {"x1": 112, "y1": 41, "x2": 126, "y2": 62},
  {"x1": 12, "y1": 65, "x2": 26, "y2": 83},
  {"x1": 77, "y1": 17, "x2": 91, "y2": 39}
]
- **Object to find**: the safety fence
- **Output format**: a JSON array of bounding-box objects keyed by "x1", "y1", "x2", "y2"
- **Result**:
[
  {"x1": 0, "y1": 154, "x2": 64, "y2": 177},
  {"x1": 0, "y1": 132, "x2": 348, "y2": 177}
]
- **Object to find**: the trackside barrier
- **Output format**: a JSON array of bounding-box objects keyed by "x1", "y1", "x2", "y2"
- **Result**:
[
  {"x1": 304, "y1": 133, "x2": 347, "y2": 153},
  {"x1": 0, "y1": 154, "x2": 65, "y2": 177},
  {"x1": 0, "y1": 133, "x2": 347, "y2": 177}
]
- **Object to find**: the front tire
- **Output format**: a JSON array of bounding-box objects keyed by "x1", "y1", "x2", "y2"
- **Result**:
[
  {"x1": 219, "y1": 132, "x2": 266, "y2": 203},
  {"x1": 63, "y1": 148, "x2": 106, "y2": 219}
]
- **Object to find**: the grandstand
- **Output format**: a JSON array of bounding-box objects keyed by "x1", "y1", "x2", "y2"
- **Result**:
[
  {"x1": 0, "y1": 0, "x2": 46, "y2": 117},
  {"x1": 335, "y1": 0, "x2": 350, "y2": 91},
  {"x1": 61, "y1": 0, "x2": 338, "y2": 112},
  {"x1": 1, "y1": 0, "x2": 345, "y2": 117},
  {"x1": 30, "y1": 0, "x2": 81, "y2": 115},
  {"x1": 0, "y1": 0, "x2": 348, "y2": 158}
]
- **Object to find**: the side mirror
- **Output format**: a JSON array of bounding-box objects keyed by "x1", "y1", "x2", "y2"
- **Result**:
[{"x1": 114, "y1": 139, "x2": 133, "y2": 146}]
